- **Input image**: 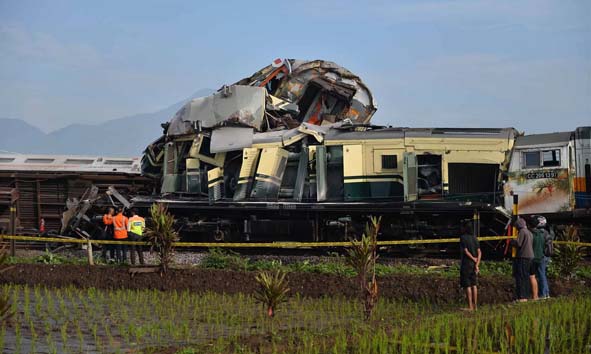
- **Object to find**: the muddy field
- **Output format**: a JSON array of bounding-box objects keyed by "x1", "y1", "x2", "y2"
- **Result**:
[{"x1": 2, "y1": 264, "x2": 587, "y2": 304}]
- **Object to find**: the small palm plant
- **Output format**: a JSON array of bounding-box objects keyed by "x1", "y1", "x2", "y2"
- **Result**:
[
  {"x1": 254, "y1": 269, "x2": 290, "y2": 318},
  {"x1": 554, "y1": 225, "x2": 583, "y2": 279},
  {"x1": 145, "y1": 203, "x2": 179, "y2": 274},
  {"x1": 345, "y1": 216, "x2": 381, "y2": 320},
  {"x1": 0, "y1": 245, "x2": 14, "y2": 324}
]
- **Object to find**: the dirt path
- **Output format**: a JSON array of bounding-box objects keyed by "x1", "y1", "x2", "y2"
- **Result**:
[{"x1": 1, "y1": 264, "x2": 587, "y2": 304}]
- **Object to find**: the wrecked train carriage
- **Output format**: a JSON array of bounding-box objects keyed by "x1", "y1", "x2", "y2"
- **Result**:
[
  {"x1": 0, "y1": 153, "x2": 150, "y2": 235},
  {"x1": 135, "y1": 125, "x2": 517, "y2": 242},
  {"x1": 142, "y1": 58, "x2": 378, "y2": 189},
  {"x1": 137, "y1": 58, "x2": 516, "y2": 243}
]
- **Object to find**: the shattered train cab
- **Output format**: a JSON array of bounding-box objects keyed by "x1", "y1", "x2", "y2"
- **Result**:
[
  {"x1": 136, "y1": 58, "x2": 517, "y2": 243},
  {"x1": 141, "y1": 59, "x2": 377, "y2": 197}
]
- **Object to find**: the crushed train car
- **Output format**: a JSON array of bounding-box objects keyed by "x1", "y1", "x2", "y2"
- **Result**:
[
  {"x1": 0, "y1": 154, "x2": 150, "y2": 235},
  {"x1": 136, "y1": 58, "x2": 590, "y2": 244}
]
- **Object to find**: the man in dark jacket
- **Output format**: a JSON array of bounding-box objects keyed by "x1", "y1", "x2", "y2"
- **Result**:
[
  {"x1": 511, "y1": 217, "x2": 536, "y2": 301},
  {"x1": 534, "y1": 216, "x2": 552, "y2": 299},
  {"x1": 459, "y1": 221, "x2": 481, "y2": 311}
]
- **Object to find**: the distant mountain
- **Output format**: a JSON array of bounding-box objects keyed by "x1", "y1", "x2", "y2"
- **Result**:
[
  {"x1": 0, "y1": 89, "x2": 213, "y2": 156},
  {"x1": 0, "y1": 118, "x2": 47, "y2": 153}
]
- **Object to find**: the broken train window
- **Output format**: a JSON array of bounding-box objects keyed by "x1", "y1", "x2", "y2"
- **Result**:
[{"x1": 542, "y1": 149, "x2": 560, "y2": 167}]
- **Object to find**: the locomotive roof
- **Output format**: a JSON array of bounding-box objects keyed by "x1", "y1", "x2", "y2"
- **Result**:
[
  {"x1": 0, "y1": 153, "x2": 142, "y2": 174},
  {"x1": 324, "y1": 126, "x2": 516, "y2": 141},
  {"x1": 514, "y1": 131, "x2": 573, "y2": 147}
]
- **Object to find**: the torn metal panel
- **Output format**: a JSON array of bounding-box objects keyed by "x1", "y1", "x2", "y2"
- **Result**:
[
  {"x1": 233, "y1": 148, "x2": 260, "y2": 201},
  {"x1": 168, "y1": 85, "x2": 266, "y2": 136},
  {"x1": 250, "y1": 147, "x2": 289, "y2": 200},
  {"x1": 298, "y1": 122, "x2": 330, "y2": 143},
  {"x1": 315, "y1": 145, "x2": 328, "y2": 201},
  {"x1": 252, "y1": 128, "x2": 305, "y2": 147},
  {"x1": 207, "y1": 167, "x2": 224, "y2": 203},
  {"x1": 267, "y1": 95, "x2": 300, "y2": 115},
  {"x1": 293, "y1": 145, "x2": 309, "y2": 202},
  {"x1": 235, "y1": 59, "x2": 377, "y2": 125},
  {"x1": 210, "y1": 127, "x2": 254, "y2": 153}
]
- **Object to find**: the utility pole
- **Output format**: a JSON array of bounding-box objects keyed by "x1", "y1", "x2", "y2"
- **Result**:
[{"x1": 9, "y1": 188, "x2": 19, "y2": 257}]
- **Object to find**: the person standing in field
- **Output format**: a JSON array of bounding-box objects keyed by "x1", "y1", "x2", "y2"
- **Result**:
[
  {"x1": 460, "y1": 221, "x2": 481, "y2": 311},
  {"x1": 112, "y1": 207, "x2": 129, "y2": 264},
  {"x1": 511, "y1": 217, "x2": 535, "y2": 302},
  {"x1": 533, "y1": 216, "x2": 552, "y2": 299},
  {"x1": 127, "y1": 209, "x2": 145, "y2": 265},
  {"x1": 102, "y1": 207, "x2": 115, "y2": 262}
]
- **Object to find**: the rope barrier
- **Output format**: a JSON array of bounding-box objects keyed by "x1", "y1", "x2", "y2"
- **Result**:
[{"x1": 1, "y1": 234, "x2": 589, "y2": 248}]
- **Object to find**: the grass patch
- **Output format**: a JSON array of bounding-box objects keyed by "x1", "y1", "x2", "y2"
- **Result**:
[
  {"x1": 200, "y1": 248, "x2": 516, "y2": 278},
  {"x1": 2, "y1": 284, "x2": 589, "y2": 353}
]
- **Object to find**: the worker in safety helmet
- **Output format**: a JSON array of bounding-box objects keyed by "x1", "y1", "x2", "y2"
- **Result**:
[
  {"x1": 102, "y1": 207, "x2": 115, "y2": 261},
  {"x1": 112, "y1": 206, "x2": 129, "y2": 263},
  {"x1": 127, "y1": 208, "x2": 145, "y2": 265}
]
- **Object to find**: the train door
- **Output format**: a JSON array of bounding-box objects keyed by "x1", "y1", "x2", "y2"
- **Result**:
[
  {"x1": 575, "y1": 127, "x2": 591, "y2": 208},
  {"x1": 417, "y1": 154, "x2": 442, "y2": 198},
  {"x1": 403, "y1": 152, "x2": 418, "y2": 202}
]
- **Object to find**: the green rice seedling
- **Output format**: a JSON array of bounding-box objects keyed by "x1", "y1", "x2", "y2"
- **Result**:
[
  {"x1": 46, "y1": 333, "x2": 57, "y2": 354},
  {"x1": 14, "y1": 319, "x2": 22, "y2": 353},
  {"x1": 0, "y1": 325, "x2": 4, "y2": 352}
]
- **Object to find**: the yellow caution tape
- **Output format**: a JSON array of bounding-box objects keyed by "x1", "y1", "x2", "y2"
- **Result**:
[
  {"x1": 0, "y1": 234, "x2": 589, "y2": 248},
  {"x1": 554, "y1": 241, "x2": 591, "y2": 247}
]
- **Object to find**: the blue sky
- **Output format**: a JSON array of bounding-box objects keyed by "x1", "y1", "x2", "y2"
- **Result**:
[{"x1": 0, "y1": 0, "x2": 589, "y2": 133}]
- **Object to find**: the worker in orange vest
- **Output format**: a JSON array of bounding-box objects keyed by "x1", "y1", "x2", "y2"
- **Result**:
[
  {"x1": 102, "y1": 207, "x2": 115, "y2": 261},
  {"x1": 113, "y1": 207, "x2": 129, "y2": 263},
  {"x1": 127, "y1": 209, "x2": 145, "y2": 265}
]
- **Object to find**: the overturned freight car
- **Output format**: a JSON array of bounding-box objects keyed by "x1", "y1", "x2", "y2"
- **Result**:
[{"x1": 136, "y1": 59, "x2": 518, "y2": 243}]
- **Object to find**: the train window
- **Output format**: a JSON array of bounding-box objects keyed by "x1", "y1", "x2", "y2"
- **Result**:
[
  {"x1": 542, "y1": 149, "x2": 560, "y2": 167},
  {"x1": 65, "y1": 159, "x2": 94, "y2": 165},
  {"x1": 25, "y1": 158, "x2": 54, "y2": 163},
  {"x1": 382, "y1": 155, "x2": 398, "y2": 169},
  {"x1": 523, "y1": 151, "x2": 540, "y2": 168}
]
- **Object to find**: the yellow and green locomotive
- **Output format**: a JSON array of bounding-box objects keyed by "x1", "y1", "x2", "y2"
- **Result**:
[{"x1": 136, "y1": 59, "x2": 590, "y2": 245}]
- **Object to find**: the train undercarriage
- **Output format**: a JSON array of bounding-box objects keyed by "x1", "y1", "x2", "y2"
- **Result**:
[{"x1": 131, "y1": 195, "x2": 513, "y2": 253}]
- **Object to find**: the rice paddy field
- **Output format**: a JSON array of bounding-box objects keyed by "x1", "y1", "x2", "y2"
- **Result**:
[{"x1": 2, "y1": 284, "x2": 590, "y2": 354}]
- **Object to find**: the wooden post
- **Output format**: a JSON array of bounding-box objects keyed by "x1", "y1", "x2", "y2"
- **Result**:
[
  {"x1": 512, "y1": 194, "x2": 518, "y2": 258},
  {"x1": 86, "y1": 238, "x2": 94, "y2": 266},
  {"x1": 472, "y1": 209, "x2": 480, "y2": 238},
  {"x1": 9, "y1": 203, "x2": 16, "y2": 257}
]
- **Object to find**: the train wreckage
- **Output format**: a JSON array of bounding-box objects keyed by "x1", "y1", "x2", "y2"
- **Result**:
[
  {"x1": 132, "y1": 58, "x2": 590, "y2": 244},
  {"x1": 2, "y1": 58, "x2": 589, "y2": 246}
]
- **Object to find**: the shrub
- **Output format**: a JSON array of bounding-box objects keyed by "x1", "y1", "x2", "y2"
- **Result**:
[
  {"x1": 553, "y1": 225, "x2": 583, "y2": 279},
  {"x1": 145, "y1": 203, "x2": 179, "y2": 273},
  {"x1": 254, "y1": 269, "x2": 290, "y2": 318},
  {"x1": 35, "y1": 251, "x2": 67, "y2": 265},
  {"x1": 345, "y1": 216, "x2": 381, "y2": 320},
  {"x1": 201, "y1": 248, "x2": 248, "y2": 270}
]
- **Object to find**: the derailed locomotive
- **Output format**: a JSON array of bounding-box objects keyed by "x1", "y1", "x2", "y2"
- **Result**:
[{"x1": 134, "y1": 59, "x2": 591, "y2": 244}]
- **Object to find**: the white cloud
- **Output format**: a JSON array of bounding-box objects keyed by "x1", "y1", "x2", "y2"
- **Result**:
[{"x1": 0, "y1": 24, "x2": 102, "y2": 68}]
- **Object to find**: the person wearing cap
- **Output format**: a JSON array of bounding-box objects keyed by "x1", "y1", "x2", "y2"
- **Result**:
[
  {"x1": 534, "y1": 216, "x2": 552, "y2": 299},
  {"x1": 112, "y1": 207, "x2": 129, "y2": 263},
  {"x1": 127, "y1": 209, "x2": 145, "y2": 265}
]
